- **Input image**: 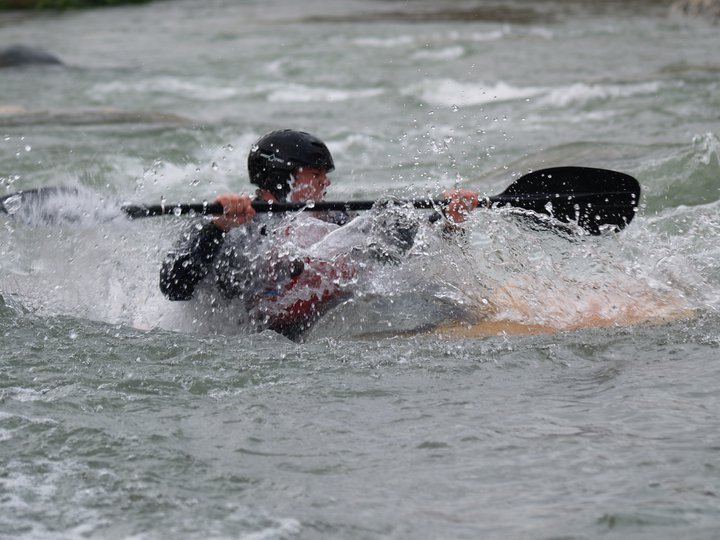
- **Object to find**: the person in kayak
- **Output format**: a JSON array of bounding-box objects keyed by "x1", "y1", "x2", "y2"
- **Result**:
[{"x1": 159, "y1": 129, "x2": 479, "y2": 340}]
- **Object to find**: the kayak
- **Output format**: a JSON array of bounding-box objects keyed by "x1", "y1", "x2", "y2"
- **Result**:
[
  {"x1": 302, "y1": 271, "x2": 697, "y2": 340},
  {"x1": 430, "y1": 281, "x2": 697, "y2": 338}
]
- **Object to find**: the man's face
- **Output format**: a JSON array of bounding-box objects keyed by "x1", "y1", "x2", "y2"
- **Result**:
[{"x1": 289, "y1": 167, "x2": 330, "y2": 202}]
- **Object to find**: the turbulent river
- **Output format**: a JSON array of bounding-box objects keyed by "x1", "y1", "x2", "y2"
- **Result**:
[{"x1": 1, "y1": 1, "x2": 720, "y2": 538}]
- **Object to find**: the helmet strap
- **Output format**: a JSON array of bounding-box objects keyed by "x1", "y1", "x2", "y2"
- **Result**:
[{"x1": 264, "y1": 170, "x2": 293, "y2": 201}]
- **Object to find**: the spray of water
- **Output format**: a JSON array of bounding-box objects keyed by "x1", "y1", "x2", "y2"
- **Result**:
[{"x1": 1, "y1": 133, "x2": 717, "y2": 340}]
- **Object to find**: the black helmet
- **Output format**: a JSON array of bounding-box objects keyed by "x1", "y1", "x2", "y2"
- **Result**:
[{"x1": 248, "y1": 129, "x2": 335, "y2": 200}]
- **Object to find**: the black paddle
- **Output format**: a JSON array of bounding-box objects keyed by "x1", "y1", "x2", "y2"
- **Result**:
[{"x1": 0, "y1": 166, "x2": 640, "y2": 234}]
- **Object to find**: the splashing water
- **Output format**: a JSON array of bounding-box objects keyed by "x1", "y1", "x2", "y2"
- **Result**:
[
  {"x1": 0, "y1": 187, "x2": 127, "y2": 227},
  {"x1": 0, "y1": 192, "x2": 707, "y2": 340}
]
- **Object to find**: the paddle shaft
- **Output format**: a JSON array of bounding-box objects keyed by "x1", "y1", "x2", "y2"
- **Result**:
[
  {"x1": 1, "y1": 167, "x2": 641, "y2": 234},
  {"x1": 121, "y1": 198, "x2": 450, "y2": 218},
  {"x1": 121, "y1": 189, "x2": 635, "y2": 218}
]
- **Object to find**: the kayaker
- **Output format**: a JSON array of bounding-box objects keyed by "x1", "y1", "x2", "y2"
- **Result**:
[{"x1": 159, "y1": 129, "x2": 479, "y2": 340}]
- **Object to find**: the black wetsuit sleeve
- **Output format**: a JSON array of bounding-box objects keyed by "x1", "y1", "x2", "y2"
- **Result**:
[{"x1": 159, "y1": 222, "x2": 226, "y2": 301}]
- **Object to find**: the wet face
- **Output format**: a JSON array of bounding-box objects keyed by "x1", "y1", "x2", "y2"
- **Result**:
[{"x1": 288, "y1": 167, "x2": 331, "y2": 202}]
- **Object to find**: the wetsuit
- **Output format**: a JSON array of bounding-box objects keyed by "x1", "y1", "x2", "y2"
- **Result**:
[
  {"x1": 160, "y1": 199, "x2": 423, "y2": 339},
  {"x1": 160, "y1": 206, "x2": 364, "y2": 340}
]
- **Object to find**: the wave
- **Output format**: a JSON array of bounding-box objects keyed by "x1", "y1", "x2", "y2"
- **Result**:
[
  {"x1": 264, "y1": 83, "x2": 384, "y2": 103},
  {"x1": 692, "y1": 131, "x2": 720, "y2": 166},
  {"x1": 637, "y1": 132, "x2": 720, "y2": 211},
  {"x1": 350, "y1": 27, "x2": 512, "y2": 49},
  {"x1": 412, "y1": 46, "x2": 465, "y2": 61},
  {"x1": 351, "y1": 35, "x2": 417, "y2": 48},
  {"x1": 539, "y1": 81, "x2": 665, "y2": 107},
  {"x1": 90, "y1": 77, "x2": 242, "y2": 101},
  {"x1": 89, "y1": 75, "x2": 665, "y2": 113},
  {"x1": 404, "y1": 78, "x2": 667, "y2": 109},
  {"x1": 404, "y1": 79, "x2": 545, "y2": 107}
]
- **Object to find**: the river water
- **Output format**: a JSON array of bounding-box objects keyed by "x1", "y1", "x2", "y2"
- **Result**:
[{"x1": 2, "y1": 1, "x2": 720, "y2": 538}]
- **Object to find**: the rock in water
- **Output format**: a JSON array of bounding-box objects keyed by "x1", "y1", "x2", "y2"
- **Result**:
[{"x1": 0, "y1": 44, "x2": 62, "y2": 68}]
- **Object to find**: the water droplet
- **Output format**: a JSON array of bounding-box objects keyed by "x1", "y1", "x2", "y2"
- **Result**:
[{"x1": 211, "y1": 162, "x2": 219, "y2": 171}]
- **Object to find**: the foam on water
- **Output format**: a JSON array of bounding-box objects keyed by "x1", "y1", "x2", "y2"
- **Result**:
[
  {"x1": 240, "y1": 518, "x2": 302, "y2": 540},
  {"x1": 405, "y1": 78, "x2": 668, "y2": 110},
  {"x1": 265, "y1": 83, "x2": 384, "y2": 103},
  {"x1": 405, "y1": 79, "x2": 545, "y2": 107},
  {"x1": 348, "y1": 26, "x2": 539, "y2": 51},
  {"x1": 411, "y1": 46, "x2": 465, "y2": 61},
  {"x1": 351, "y1": 35, "x2": 417, "y2": 48},
  {"x1": 1, "y1": 441, "x2": 302, "y2": 540},
  {"x1": 89, "y1": 77, "x2": 242, "y2": 102},
  {"x1": 538, "y1": 81, "x2": 667, "y2": 108}
]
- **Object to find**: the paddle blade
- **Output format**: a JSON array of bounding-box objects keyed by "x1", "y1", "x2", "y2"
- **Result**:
[
  {"x1": 0, "y1": 186, "x2": 125, "y2": 226},
  {"x1": 490, "y1": 166, "x2": 640, "y2": 234}
]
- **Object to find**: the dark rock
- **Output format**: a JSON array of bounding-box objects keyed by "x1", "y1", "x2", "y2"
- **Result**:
[{"x1": 0, "y1": 44, "x2": 62, "y2": 68}]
